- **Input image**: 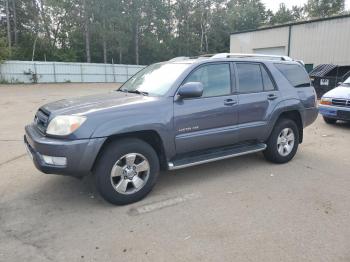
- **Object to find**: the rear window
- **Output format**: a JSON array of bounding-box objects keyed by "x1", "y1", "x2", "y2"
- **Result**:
[{"x1": 275, "y1": 63, "x2": 310, "y2": 87}]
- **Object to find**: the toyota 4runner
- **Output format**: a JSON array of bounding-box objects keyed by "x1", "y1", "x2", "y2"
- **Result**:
[{"x1": 24, "y1": 53, "x2": 318, "y2": 205}]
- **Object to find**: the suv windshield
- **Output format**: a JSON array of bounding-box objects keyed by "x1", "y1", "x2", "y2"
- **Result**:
[{"x1": 119, "y1": 63, "x2": 191, "y2": 96}]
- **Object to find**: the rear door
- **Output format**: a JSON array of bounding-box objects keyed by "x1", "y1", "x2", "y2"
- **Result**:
[
  {"x1": 235, "y1": 62, "x2": 281, "y2": 142},
  {"x1": 173, "y1": 63, "x2": 239, "y2": 154}
]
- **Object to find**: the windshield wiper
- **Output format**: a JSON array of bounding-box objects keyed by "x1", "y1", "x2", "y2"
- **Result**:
[
  {"x1": 295, "y1": 83, "x2": 310, "y2": 87},
  {"x1": 124, "y1": 90, "x2": 149, "y2": 96}
]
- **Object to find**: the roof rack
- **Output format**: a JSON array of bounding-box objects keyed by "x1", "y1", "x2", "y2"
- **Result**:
[
  {"x1": 211, "y1": 53, "x2": 294, "y2": 61},
  {"x1": 169, "y1": 54, "x2": 214, "y2": 62},
  {"x1": 169, "y1": 53, "x2": 304, "y2": 64},
  {"x1": 191, "y1": 54, "x2": 215, "y2": 59},
  {"x1": 168, "y1": 56, "x2": 190, "y2": 62}
]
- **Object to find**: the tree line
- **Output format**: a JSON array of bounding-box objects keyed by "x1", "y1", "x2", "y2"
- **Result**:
[{"x1": 0, "y1": 0, "x2": 347, "y2": 64}]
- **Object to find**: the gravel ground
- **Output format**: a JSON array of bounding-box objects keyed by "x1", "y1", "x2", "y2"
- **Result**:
[{"x1": 0, "y1": 83, "x2": 349, "y2": 262}]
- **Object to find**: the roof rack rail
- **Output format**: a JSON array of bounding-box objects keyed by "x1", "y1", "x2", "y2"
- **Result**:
[
  {"x1": 169, "y1": 54, "x2": 215, "y2": 61},
  {"x1": 169, "y1": 56, "x2": 190, "y2": 62},
  {"x1": 190, "y1": 54, "x2": 215, "y2": 59},
  {"x1": 210, "y1": 53, "x2": 293, "y2": 61},
  {"x1": 168, "y1": 53, "x2": 304, "y2": 65}
]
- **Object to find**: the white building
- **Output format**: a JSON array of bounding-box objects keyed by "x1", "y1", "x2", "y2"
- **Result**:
[{"x1": 230, "y1": 14, "x2": 350, "y2": 71}]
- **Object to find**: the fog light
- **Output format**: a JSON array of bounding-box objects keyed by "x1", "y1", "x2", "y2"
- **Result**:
[{"x1": 42, "y1": 155, "x2": 67, "y2": 166}]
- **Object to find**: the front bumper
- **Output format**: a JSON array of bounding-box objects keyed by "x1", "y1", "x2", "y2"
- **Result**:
[
  {"x1": 319, "y1": 105, "x2": 350, "y2": 121},
  {"x1": 24, "y1": 124, "x2": 106, "y2": 177}
]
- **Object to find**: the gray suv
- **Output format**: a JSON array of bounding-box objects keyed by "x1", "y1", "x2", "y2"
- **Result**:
[{"x1": 24, "y1": 54, "x2": 318, "y2": 205}]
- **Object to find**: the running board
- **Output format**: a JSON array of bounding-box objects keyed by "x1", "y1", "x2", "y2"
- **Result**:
[{"x1": 168, "y1": 143, "x2": 266, "y2": 170}]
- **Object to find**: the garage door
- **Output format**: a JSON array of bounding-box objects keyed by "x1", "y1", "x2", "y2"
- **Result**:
[{"x1": 253, "y1": 46, "x2": 286, "y2": 56}]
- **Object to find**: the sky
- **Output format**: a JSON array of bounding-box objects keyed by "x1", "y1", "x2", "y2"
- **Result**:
[{"x1": 262, "y1": 0, "x2": 350, "y2": 12}]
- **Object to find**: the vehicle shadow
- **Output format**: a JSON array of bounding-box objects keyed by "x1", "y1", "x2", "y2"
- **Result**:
[
  {"x1": 332, "y1": 121, "x2": 350, "y2": 129},
  {"x1": 154, "y1": 153, "x2": 267, "y2": 194},
  {"x1": 22, "y1": 153, "x2": 267, "y2": 209}
]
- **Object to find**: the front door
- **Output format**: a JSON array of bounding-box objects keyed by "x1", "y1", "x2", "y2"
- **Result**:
[
  {"x1": 174, "y1": 63, "x2": 239, "y2": 154},
  {"x1": 235, "y1": 62, "x2": 281, "y2": 142}
]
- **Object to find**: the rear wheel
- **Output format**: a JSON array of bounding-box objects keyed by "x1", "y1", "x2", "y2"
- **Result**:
[
  {"x1": 323, "y1": 116, "x2": 337, "y2": 124},
  {"x1": 94, "y1": 138, "x2": 160, "y2": 205},
  {"x1": 263, "y1": 118, "x2": 299, "y2": 164}
]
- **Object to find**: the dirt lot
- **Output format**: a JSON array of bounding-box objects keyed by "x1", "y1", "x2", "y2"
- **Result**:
[{"x1": 0, "y1": 83, "x2": 350, "y2": 262}]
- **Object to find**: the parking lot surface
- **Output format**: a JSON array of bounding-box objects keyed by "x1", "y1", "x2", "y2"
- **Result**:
[{"x1": 0, "y1": 83, "x2": 350, "y2": 262}]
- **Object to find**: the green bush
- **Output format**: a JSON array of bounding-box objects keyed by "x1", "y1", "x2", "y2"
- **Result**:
[{"x1": 0, "y1": 37, "x2": 10, "y2": 62}]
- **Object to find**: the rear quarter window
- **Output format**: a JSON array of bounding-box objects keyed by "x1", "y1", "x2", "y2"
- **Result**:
[{"x1": 275, "y1": 63, "x2": 311, "y2": 88}]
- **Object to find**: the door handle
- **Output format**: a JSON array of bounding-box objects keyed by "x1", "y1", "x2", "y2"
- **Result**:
[
  {"x1": 224, "y1": 99, "x2": 237, "y2": 106},
  {"x1": 267, "y1": 94, "x2": 278, "y2": 100}
]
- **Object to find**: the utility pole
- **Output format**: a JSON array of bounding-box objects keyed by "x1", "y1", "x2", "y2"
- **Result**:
[
  {"x1": 103, "y1": 18, "x2": 107, "y2": 64},
  {"x1": 83, "y1": 0, "x2": 91, "y2": 63},
  {"x1": 5, "y1": 0, "x2": 12, "y2": 56},
  {"x1": 12, "y1": 0, "x2": 18, "y2": 45},
  {"x1": 135, "y1": 19, "x2": 139, "y2": 65}
]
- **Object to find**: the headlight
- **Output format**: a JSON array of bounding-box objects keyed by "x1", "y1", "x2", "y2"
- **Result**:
[
  {"x1": 46, "y1": 115, "x2": 86, "y2": 136},
  {"x1": 320, "y1": 97, "x2": 332, "y2": 106}
]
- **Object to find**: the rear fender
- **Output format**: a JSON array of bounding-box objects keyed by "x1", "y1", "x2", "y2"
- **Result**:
[{"x1": 267, "y1": 99, "x2": 304, "y2": 142}]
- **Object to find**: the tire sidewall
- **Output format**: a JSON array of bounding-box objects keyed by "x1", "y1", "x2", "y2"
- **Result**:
[
  {"x1": 266, "y1": 119, "x2": 299, "y2": 163},
  {"x1": 95, "y1": 138, "x2": 159, "y2": 205}
]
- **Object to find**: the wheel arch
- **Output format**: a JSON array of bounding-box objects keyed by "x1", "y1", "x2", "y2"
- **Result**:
[
  {"x1": 274, "y1": 110, "x2": 303, "y2": 143},
  {"x1": 92, "y1": 130, "x2": 168, "y2": 172}
]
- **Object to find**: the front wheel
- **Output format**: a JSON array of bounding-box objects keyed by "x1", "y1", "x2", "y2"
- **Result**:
[
  {"x1": 94, "y1": 138, "x2": 160, "y2": 205},
  {"x1": 263, "y1": 118, "x2": 299, "y2": 164}
]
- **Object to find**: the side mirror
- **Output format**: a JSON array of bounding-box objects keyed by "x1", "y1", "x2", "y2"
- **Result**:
[
  {"x1": 337, "y1": 82, "x2": 343, "y2": 86},
  {"x1": 178, "y1": 82, "x2": 203, "y2": 98}
]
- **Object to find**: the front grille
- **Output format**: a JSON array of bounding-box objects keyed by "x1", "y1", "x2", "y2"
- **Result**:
[
  {"x1": 332, "y1": 99, "x2": 350, "y2": 107},
  {"x1": 34, "y1": 109, "x2": 50, "y2": 133}
]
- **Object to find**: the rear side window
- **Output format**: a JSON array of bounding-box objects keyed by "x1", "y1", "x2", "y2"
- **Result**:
[
  {"x1": 275, "y1": 63, "x2": 310, "y2": 87},
  {"x1": 236, "y1": 63, "x2": 263, "y2": 93}
]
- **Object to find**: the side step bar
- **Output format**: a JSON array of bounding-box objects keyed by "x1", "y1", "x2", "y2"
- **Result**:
[{"x1": 168, "y1": 143, "x2": 266, "y2": 170}]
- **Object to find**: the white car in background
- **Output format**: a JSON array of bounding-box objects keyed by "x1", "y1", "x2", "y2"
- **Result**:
[{"x1": 319, "y1": 77, "x2": 350, "y2": 124}]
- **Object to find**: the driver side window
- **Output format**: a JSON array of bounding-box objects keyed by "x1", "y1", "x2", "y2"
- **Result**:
[{"x1": 184, "y1": 64, "x2": 231, "y2": 97}]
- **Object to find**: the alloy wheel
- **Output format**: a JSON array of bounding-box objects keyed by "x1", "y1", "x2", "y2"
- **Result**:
[
  {"x1": 277, "y1": 128, "x2": 295, "y2": 157},
  {"x1": 110, "y1": 153, "x2": 150, "y2": 195}
]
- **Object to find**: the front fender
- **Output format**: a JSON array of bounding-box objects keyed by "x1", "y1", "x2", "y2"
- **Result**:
[{"x1": 90, "y1": 102, "x2": 176, "y2": 160}]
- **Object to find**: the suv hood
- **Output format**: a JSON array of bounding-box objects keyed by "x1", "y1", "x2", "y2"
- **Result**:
[
  {"x1": 324, "y1": 86, "x2": 350, "y2": 99},
  {"x1": 41, "y1": 91, "x2": 156, "y2": 116}
]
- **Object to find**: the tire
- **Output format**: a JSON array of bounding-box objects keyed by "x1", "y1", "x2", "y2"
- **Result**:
[
  {"x1": 323, "y1": 116, "x2": 337, "y2": 124},
  {"x1": 94, "y1": 138, "x2": 160, "y2": 205},
  {"x1": 263, "y1": 118, "x2": 299, "y2": 164}
]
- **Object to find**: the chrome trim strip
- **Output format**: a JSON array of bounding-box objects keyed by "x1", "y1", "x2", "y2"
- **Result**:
[{"x1": 168, "y1": 144, "x2": 266, "y2": 170}]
